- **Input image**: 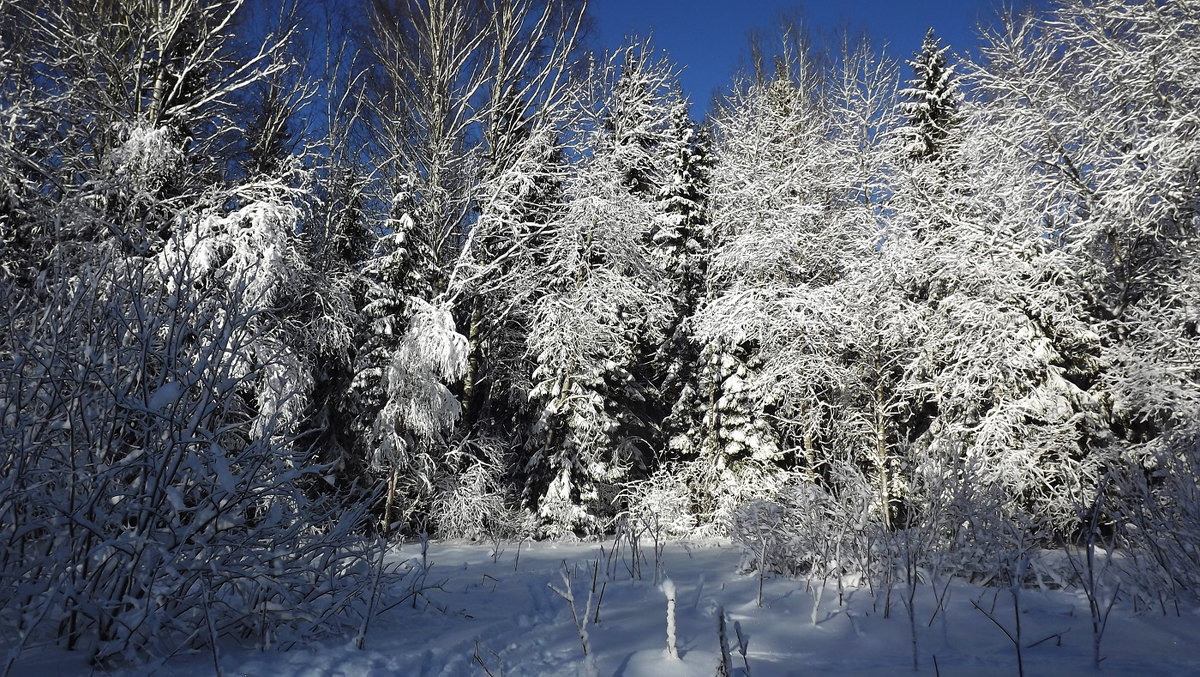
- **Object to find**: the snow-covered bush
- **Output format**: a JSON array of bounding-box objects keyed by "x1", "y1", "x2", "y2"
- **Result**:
[
  {"x1": 430, "y1": 437, "x2": 531, "y2": 540},
  {"x1": 733, "y1": 499, "x2": 808, "y2": 578},
  {"x1": 619, "y1": 464, "x2": 702, "y2": 538},
  {"x1": 1114, "y1": 436, "x2": 1200, "y2": 608},
  {"x1": 0, "y1": 4, "x2": 393, "y2": 668},
  {"x1": 732, "y1": 471, "x2": 875, "y2": 580},
  {"x1": 728, "y1": 460, "x2": 1055, "y2": 592},
  {"x1": 0, "y1": 223, "x2": 382, "y2": 668}
]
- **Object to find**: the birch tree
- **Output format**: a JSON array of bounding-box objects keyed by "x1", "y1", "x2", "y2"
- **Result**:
[
  {"x1": 975, "y1": 0, "x2": 1200, "y2": 581},
  {"x1": 358, "y1": 0, "x2": 590, "y2": 535}
]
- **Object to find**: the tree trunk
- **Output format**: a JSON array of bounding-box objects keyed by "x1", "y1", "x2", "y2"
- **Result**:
[
  {"x1": 875, "y1": 379, "x2": 891, "y2": 530},
  {"x1": 801, "y1": 401, "x2": 818, "y2": 484},
  {"x1": 383, "y1": 464, "x2": 399, "y2": 538},
  {"x1": 460, "y1": 297, "x2": 484, "y2": 426}
]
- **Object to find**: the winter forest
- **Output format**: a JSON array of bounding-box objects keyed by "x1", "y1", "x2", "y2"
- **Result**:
[{"x1": 2, "y1": 0, "x2": 1199, "y2": 672}]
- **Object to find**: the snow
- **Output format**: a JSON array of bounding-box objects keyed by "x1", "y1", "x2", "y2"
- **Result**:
[
  {"x1": 146, "y1": 381, "x2": 182, "y2": 411},
  {"x1": 14, "y1": 539, "x2": 1200, "y2": 677}
]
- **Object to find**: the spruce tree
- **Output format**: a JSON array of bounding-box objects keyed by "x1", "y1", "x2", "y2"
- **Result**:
[
  {"x1": 520, "y1": 144, "x2": 663, "y2": 535},
  {"x1": 520, "y1": 41, "x2": 676, "y2": 534},
  {"x1": 899, "y1": 28, "x2": 962, "y2": 164},
  {"x1": 651, "y1": 100, "x2": 714, "y2": 459},
  {"x1": 347, "y1": 199, "x2": 450, "y2": 533},
  {"x1": 604, "y1": 41, "x2": 675, "y2": 196}
]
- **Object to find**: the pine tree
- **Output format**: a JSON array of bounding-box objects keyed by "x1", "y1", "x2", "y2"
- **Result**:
[
  {"x1": 899, "y1": 28, "x2": 962, "y2": 164},
  {"x1": 696, "y1": 336, "x2": 782, "y2": 469},
  {"x1": 520, "y1": 42, "x2": 676, "y2": 534},
  {"x1": 651, "y1": 100, "x2": 714, "y2": 459}
]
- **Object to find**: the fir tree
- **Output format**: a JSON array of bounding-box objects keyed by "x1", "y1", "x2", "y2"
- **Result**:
[
  {"x1": 651, "y1": 100, "x2": 714, "y2": 459},
  {"x1": 520, "y1": 42, "x2": 677, "y2": 534},
  {"x1": 899, "y1": 28, "x2": 962, "y2": 163}
]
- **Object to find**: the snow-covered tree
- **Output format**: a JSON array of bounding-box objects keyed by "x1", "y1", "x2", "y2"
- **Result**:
[
  {"x1": 0, "y1": 0, "x2": 297, "y2": 276},
  {"x1": 454, "y1": 0, "x2": 588, "y2": 432},
  {"x1": 372, "y1": 299, "x2": 469, "y2": 533},
  {"x1": 367, "y1": 0, "x2": 484, "y2": 276},
  {"x1": 348, "y1": 205, "x2": 462, "y2": 533},
  {"x1": 521, "y1": 151, "x2": 666, "y2": 535},
  {"x1": 0, "y1": 3, "x2": 382, "y2": 665},
  {"x1": 471, "y1": 127, "x2": 573, "y2": 432},
  {"x1": 695, "y1": 32, "x2": 906, "y2": 522},
  {"x1": 898, "y1": 28, "x2": 962, "y2": 163},
  {"x1": 651, "y1": 100, "x2": 713, "y2": 459},
  {"x1": 695, "y1": 68, "x2": 826, "y2": 524},
  {"x1": 365, "y1": 0, "x2": 588, "y2": 284},
  {"x1": 836, "y1": 23, "x2": 1109, "y2": 540},
  {"x1": 359, "y1": 0, "x2": 591, "y2": 536},
  {"x1": 974, "y1": 0, "x2": 1200, "y2": 577},
  {"x1": 520, "y1": 43, "x2": 677, "y2": 534},
  {"x1": 603, "y1": 41, "x2": 677, "y2": 197}
]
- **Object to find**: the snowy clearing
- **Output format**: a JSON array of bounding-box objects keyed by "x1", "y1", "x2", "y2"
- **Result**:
[{"x1": 12, "y1": 539, "x2": 1200, "y2": 677}]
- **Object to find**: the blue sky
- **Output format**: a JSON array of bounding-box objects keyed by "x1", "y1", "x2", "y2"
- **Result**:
[{"x1": 590, "y1": 0, "x2": 1050, "y2": 111}]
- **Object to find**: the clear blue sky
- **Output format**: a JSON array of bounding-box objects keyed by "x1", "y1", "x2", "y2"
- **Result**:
[{"x1": 590, "y1": 0, "x2": 1050, "y2": 111}]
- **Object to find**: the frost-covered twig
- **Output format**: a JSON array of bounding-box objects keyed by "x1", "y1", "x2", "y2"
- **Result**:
[
  {"x1": 646, "y1": 512, "x2": 667, "y2": 587},
  {"x1": 593, "y1": 576, "x2": 607, "y2": 625},
  {"x1": 1064, "y1": 475, "x2": 1120, "y2": 669},
  {"x1": 473, "y1": 641, "x2": 504, "y2": 677},
  {"x1": 927, "y1": 573, "x2": 953, "y2": 629},
  {"x1": 514, "y1": 538, "x2": 527, "y2": 573},
  {"x1": 547, "y1": 559, "x2": 600, "y2": 672},
  {"x1": 716, "y1": 605, "x2": 733, "y2": 677},
  {"x1": 354, "y1": 539, "x2": 389, "y2": 650},
  {"x1": 1027, "y1": 628, "x2": 1069, "y2": 648},
  {"x1": 489, "y1": 532, "x2": 506, "y2": 565},
  {"x1": 899, "y1": 527, "x2": 923, "y2": 672},
  {"x1": 608, "y1": 516, "x2": 646, "y2": 581}
]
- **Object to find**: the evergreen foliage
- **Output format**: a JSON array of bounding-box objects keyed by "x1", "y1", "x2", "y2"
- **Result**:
[
  {"x1": 899, "y1": 28, "x2": 962, "y2": 163},
  {"x1": 652, "y1": 100, "x2": 714, "y2": 460}
]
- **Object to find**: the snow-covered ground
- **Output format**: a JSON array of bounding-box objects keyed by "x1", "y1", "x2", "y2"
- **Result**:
[{"x1": 12, "y1": 539, "x2": 1200, "y2": 676}]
